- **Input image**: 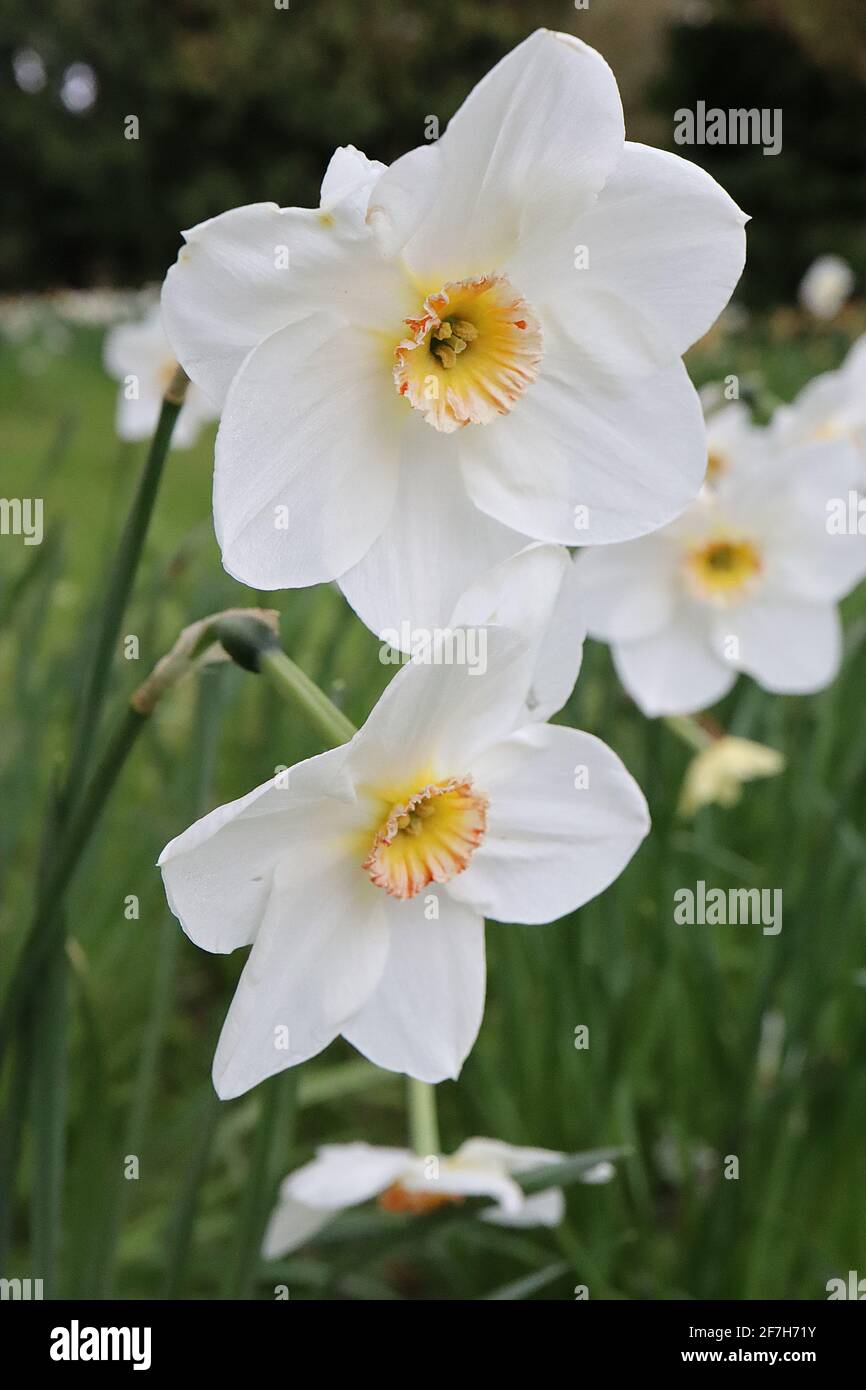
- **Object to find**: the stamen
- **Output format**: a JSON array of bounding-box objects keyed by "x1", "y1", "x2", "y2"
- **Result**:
[
  {"x1": 705, "y1": 450, "x2": 727, "y2": 485},
  {"x1": 378, "y1": 1183, "x2": 463, "y2": 1215},
  {"x1": 363, "y1": 775, "x2": 488, "y2": 900},
  {"x1": 393, "y1": 273, "x2": 542, "y2": 432},
  {"x1": 684, "y1": 535, "x2": 762, "y2": 603}
]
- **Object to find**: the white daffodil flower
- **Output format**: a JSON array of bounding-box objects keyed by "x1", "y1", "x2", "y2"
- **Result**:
[
  {"x1": 771, "y1": 333, "x2": 866, "y2": 463},
  {"x1": 798, "y1": 253, "x2": 855, "y2": 320},
  {"x1": 103, "y1": 305, "x2": 217, "y2": 447},
  {"x1": 576, "y1": 432, "x2": 866, "y2": 717},
  {"x1": 262, "y1": 1139, "x2": 613, "y2": 1257},
  {"x1": 161, "y1": 28, "x2": 746, "y2": 637},
  {"x1": 158, "y1": 550, "x2": 648, "y2": 1098}
]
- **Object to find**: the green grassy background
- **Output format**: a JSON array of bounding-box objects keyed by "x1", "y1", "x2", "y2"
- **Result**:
[{"x1": 1, "y1": 315, "x2": 865, "y2": 1300}]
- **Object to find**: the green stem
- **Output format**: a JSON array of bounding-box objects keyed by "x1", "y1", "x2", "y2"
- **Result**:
[
  {"x1": 64, "y1": 385, "x2": 184, "y2": 801},
  {"x1": 663, "y1": 714, "x2": 713, "y2": 753},
  {"x1": 0, "y1": 1035, "x2": 29, "y2": 1272},
  {"x1": 407, "y1": 1077, "x2": 440, "y2": 1156},
  {"x1": 259, "y1": 647, "x2": 357, "y2": 746},
  {"x1": 28, "y1": 947, "x2": 67, "y2": 1298}
]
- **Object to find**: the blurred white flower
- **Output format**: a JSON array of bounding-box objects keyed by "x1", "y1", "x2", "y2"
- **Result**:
[
  {"x1": 700, "y1": 400, "x2": 763, "y2": 492},
  {"x1": 576, "y1": 429, "x2": 866, "y2": 716},
  {"x1": 798, "y1": 254, "x2": 855, "y2": 320},
  {"x1": 263, "y1": 1138, "x2": 610, "y2": 1256},
  {"x1": 161, "y1": 28, "x2": 746, "y2": 637},
  {"x1": 12, "y1": 48, "x2": 46, "y2": 94},
  {"x1": 678, "y1": 735, "x2": 785, "y2": 817},
  {"x1": 60, "y1": 61, "x2": 98, "y2": 114},
  {"x1": 771, "y1": 333, "x2": 866, "y2": 463},
  {"x1": 103, "y1": 306, "x2": 217, "y2": 447},
  {"x1": 159, "y1": 549, "x2": 648, "y2": 1097}
]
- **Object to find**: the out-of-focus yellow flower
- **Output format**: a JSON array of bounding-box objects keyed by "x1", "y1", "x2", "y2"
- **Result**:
[{"x1": 678, "y1": 736, "x2": 785, "y2": 817}]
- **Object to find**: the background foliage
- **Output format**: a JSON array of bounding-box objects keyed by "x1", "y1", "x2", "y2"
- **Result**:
[
  {"x1": 1, "y1": 0, "x2": 865, "y2": 1301},
  {"x1": 2, "y1": 0, "x2": 866, "y2": 301}
]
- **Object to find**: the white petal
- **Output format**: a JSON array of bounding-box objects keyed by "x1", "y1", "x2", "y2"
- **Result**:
[
  {"x1": 482, "y1": 1188, "x2": 565, "y2": 1229},
  {"x1": 776, "y1": 529, "x2": 866, "y2": 604},
  {"x1": 338, "y1": 420, "x2": 525, "y2": 640},
  {"x1": 455, "y1": 1137, "x2": 564, "y2": 1171},
  {"x1": 404, "y1": 1157, "x2": 523, "y2": 1213},
  {"x1": 161, "y1": 179, "x2": 409, "y2": 406},
  {"x1": 460, "y1": 342, "x2": 706, "y2": 545},
  {"x1": 103, "y1": 308, "x2": 170, "y2": 380},
  {"x1": 214, "y1": 315, "x2": 403, "y2": 589},
  {"x1": 712, "y1": 598, "x2": 841, "y2": 694},
  {"x1": 554, "y1": 142, "x2": 747, "y2": 358},
  {"x1": 213, "y1": 853, "x2": 390, "y2": 1099},
  {"x1": 171, "y1": 384, "x2": 218, "y2": 450},
  {"x1": 612, "y1": 607, "x2": 736, "y2": 717},
  {"x1": 115, "y1": 387, "x2": 162, "y2": 444},
  {"x1": 764, "y1": 440, "x2": 866, "y2": 601},
  {"x1": 341, "y1": 895, "x2": 486, "y2": 1084},
  {"x1": 344, "y1": 625, "x2": 531, "y2": 792},
  {"x1": 319, "y1": 145, "x2": 387, "y2": 217},
  {"x1": 447, "y1": 724, "x2": 649, "y2": 924},
  {"x1": 576, "y1": 535, "x2": 677, "y2": 642},
  {"x1": 448, "y1": 543, "x2": 585, "y2": 723},
  {"x1": 286, "y1": 1143, "x2": 411, "y2": 1209},
  {"x1": 261, "y1": 1198, "x2": 334, "y2": 1259},
  {"x1": 526, "y1": 550, "x2": 586, "y2": 723},
  {"x1": 453, "y1": 1139, "x2": 567, "y2": 1227},
  {"x1": 367, "y1": 30, "x2": 624, "y2": 278},
  {"x1": 158, "y1": 746, "x2": 357, "y2": 955}
]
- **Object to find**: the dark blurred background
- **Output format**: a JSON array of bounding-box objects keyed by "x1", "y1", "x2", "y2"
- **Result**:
[{"x1": 3, "y1": 0, "x2": 865, "y2": 307}]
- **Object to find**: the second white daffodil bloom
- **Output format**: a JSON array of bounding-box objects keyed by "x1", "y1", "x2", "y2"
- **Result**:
[
  {"x1": 103, "y1": 304, "x2": 217, "y2": 447},
  {"x1": 161, "y1": 29, "x2": 746, "y2": 636},
  {"x1": 771, "y1": 333, "x2": 866, "y2": 463},
  {"x1": 263, "y1": 1139, "x2": 615, "y2": 1257},
  {"x1": 158, "y1": 583, "x2": 648, "y2": 1098},
  {"x1": 577, "y1": 431, "x2": 866, "y2": 717}
]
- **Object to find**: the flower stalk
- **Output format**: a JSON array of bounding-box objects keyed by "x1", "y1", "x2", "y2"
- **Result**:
[
  {"x1": 65, "y1": 372, "x2": 188, "y2": 796},
  {"x1": 407, "y1": 1076, "x2": 441, "y2": 1157},
  {"x1": 663, "y1": 713, "x2": 713, "y2": 753},
  {"x1": 259, "y1": 647, "x2": 357, "y2": 747}
]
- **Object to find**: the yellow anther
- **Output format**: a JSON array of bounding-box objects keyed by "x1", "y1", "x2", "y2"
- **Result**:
[
  {"x1": 432, "y1": 342, "x2": 457, "y2": 368},
  {"x1": 453, "y1": 319, "x2": 478, "y2": 341}
]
